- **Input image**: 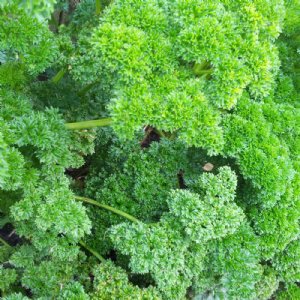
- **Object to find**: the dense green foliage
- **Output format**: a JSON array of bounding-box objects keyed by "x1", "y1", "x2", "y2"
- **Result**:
[{"x1": 0, "y1": 0, "x2": 299, "y2": 299}]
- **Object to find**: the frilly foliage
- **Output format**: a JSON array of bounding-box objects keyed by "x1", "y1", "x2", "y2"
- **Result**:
[
  {"x1": 70, "y1": 0, "x2": 285, "y2": 153},
  {"x1": 0, "y1": 0, "x2": 299, "y2": 299},
  {"x1": 109, "y1": 168, "x2": 247, "y2": 299},
  {"x1": 0, "y1": 0, "x2": 57, "y2": 21},
  {"x1": 0, "y1": 4, "x2": 58, "y2": 75},
  {"x1": 0, "y1": 88, "x2": 94, "y2": 298},
  {"x1": 91, "y1": 260, "x2": 161, "y2": 299}
]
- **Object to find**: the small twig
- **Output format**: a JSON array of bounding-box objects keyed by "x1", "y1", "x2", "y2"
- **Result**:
[{"x1": 8, "y1": 230, "x2": 15, "y2": 237}]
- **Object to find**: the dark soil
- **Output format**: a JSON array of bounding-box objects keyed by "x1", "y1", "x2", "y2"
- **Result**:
[
  {"x1": 140, "y1": 126, "x2": 160, "y2": 148},
  {"x1": 0, "y1": 223, "x2": 23, "y2": 246},
  {"x1": 177, "y1": 169, "x2": 187, "y2": 189}
]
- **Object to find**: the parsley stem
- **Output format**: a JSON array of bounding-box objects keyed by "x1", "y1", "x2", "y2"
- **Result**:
[
  {"x1": 193, "y1": 61, "x2": 213, "y2": 76},
  {"x1": 79, "y1": 240, "x2": 105, "y2": 262},
  {"x1": 74, "y1": 196, "x2": 139, "y2": 223},
  {"x1": 51, "y1": 68, "x2": 67, "y2": 83},
  {"x1": 196, "y1": 69, "x2": 213, "y2": 74},
  {"x1": 95, "y1": 0, "x2": 101, "y2": 15},
  {"x1": 77, "y1": 81, "x2": 99, "y2": 96},
  {"x1": 0, "y1": 236, "x2": 11, "y2": 248},
  {"x1": 65, "y1": 118, "x2": 113, "y2": 130}
]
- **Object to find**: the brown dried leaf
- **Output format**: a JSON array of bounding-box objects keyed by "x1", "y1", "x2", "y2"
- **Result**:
[{"x1": 203, "y1": 163, "x2": 214, "y2": 172}]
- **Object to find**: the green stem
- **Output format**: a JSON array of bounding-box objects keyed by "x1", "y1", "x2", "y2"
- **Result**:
[
  {"x1": 197, "y1": 69, "x2": 213, "y2": 75},
  {"x1": 79, "y1": 240, "x2": 105, "y2": 262},
  {"x1": 193, "y1": 61, "x2": 213, "y2": 77},
  {"x1": 95, "y1": 0, "x2": 101, "y2": 15},
  {"x1": 77, "y1": 81, "x2": 99, "y2": 97},
  {"x1": 65, "y1": 117, "x2": 113, "y2": 130},
  {"x1": 74, "y1": 196, "x2": 139, "y2": 223},
  {"x1": 51, "y1": 68, "x2": 67, "y2": 84},
  {"x1": 0, "y1": 236, "x2": 11, "y2": 248}
]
